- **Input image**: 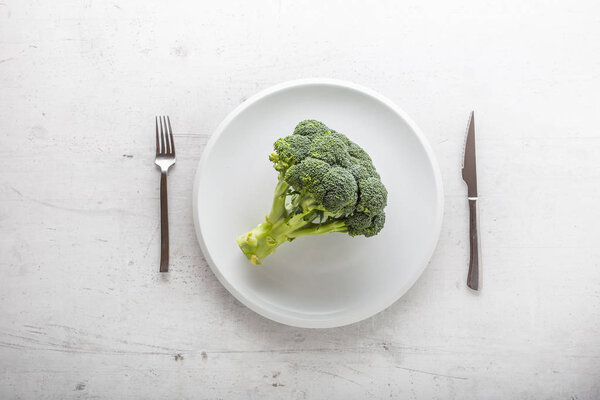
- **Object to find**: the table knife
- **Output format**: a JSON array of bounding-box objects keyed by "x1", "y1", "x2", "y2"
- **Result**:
[{"x1": 462, "y1": 111, "x2": 481, "y2": 290}]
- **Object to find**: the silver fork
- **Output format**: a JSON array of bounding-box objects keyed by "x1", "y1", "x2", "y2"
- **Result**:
[{"x1": 155, "y1": 116, "x2": 176, "y2": 272}]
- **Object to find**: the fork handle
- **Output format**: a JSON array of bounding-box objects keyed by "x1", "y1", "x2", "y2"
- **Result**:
[
  {"x1": 467, "y1": 198, "x2": 480, "y2": 290},
  {"x1": 160, "y1": 171, "x2": 169, "y2": 272}
]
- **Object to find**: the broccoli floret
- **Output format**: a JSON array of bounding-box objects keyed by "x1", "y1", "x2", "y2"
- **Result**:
[
  {"x1": 269, "y1": 134, "x2": 311, "y2": 172},
  {"x1": 345, "y1": 211, "x2": 386, "y2": 237},
  {"x1": 356, "y1": 177, "x2": 388, "y2": 216},
  {"x1": 320, "y1": 166, "x2": 358, "y2": 213},
  {"x1": 309, "y1": 134, "x2": 351, "y2": 167},
  {"x1": 236, "y1": 120, "x2": 388, "y2": 265},
  {"x1": 347, "y1": 140, "x2": 372, "y2": 162},
  {"x1": 284, "y1": 157, "x2": 330, "y2": 194},
  {"x1": 293, "y1": 120, "x2": 329, "y2": 138}
]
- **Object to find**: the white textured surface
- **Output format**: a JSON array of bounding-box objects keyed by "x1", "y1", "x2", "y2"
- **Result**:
[{"x1": 1, "y1": 0, "x2": 599, "y2": 398}]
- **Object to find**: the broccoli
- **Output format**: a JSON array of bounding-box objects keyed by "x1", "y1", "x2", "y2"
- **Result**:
[{"x1": 236, "y1": 120, "x2": 388, "y2": 265}]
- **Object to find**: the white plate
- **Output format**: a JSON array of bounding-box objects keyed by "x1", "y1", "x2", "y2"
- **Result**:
[{"x1": 193, "y1": 79, "x2": 443, "y2": 328}]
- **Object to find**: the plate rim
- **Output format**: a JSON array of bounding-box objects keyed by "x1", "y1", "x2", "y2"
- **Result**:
[{"x1": 193, "y1": 78, "x2": 444, "y2": 328}]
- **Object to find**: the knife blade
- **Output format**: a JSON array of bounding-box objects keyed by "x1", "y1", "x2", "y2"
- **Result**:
[
  {"x1": 462, "y1": 111, "x2": 478, "y2": 197},
  {"x1": 462, "y1": 111, "x2": 481, "y2": 290}
]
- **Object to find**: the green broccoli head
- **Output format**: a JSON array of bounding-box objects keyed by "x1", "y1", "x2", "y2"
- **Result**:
[{"x1": 236, "y1": 120, "x2": 388, "y2": 265}]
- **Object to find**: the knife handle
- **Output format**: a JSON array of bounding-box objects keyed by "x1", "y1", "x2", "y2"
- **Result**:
[{"x1": 467, "y1": 198, "x2": 481, "y2": 290}]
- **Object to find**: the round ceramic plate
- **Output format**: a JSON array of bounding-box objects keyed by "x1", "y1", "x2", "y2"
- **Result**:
[{"x1": 193, "y1": 79, "x2": 443, "y2": 328}]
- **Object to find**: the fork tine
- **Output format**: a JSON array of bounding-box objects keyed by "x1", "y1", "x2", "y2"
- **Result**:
[
  {"x1": 166, "y1": 116, "x2": 175, "y2": 155},
  {"x1": 160, "y1": 116, "x2": 166, "y2": 154},
  {"x1": 155, "y1": 116, "x2": 160, "y2": 155},
  {"x1": 162, "y1": 115, "x2": 171, "y2": 154},
  {"x1": 163, "y1": 116, "x2": 171, "y2": 154}
]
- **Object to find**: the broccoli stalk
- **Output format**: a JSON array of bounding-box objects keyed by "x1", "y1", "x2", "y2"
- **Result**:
[
  {"x1": 236, "y1": 174, "x2": 347, "y2": 265},
  {"x1": 236, "y1": 120, "x2": 388, "y2": 265}
]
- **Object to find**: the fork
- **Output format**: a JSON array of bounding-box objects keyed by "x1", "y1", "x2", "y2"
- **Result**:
[{"x1": 155, "y1": 116, "x2": 176, "y2": 272}]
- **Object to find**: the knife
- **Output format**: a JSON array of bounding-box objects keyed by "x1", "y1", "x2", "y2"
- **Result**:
[{"x1": 462, "y1": 111, "x2": 481, "y2": 290}]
